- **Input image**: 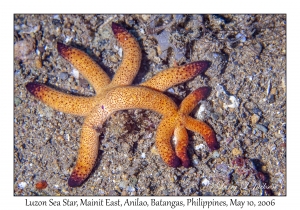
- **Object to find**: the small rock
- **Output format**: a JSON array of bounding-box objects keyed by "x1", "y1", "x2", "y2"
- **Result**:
[
  {"x1": 119, "y1": 181, "x2": 127, "y2": 189},
  {"x1": 35, "y1": 180, "x2": 48, "y2": 190},
  {"x1": 38, "y1": 46, "x2": 45, "y2": 53},
  {"x1": 232, "y1": 148, "x2": 242, "y2": 156},
  {"x1": 126, "y1": 186, "x2": 135, "y2": 192},
  {"x1": 14, "y1": 97, "x2": 21, "y2": 106},
  {"x1": 14, "y1": 37, "x2": 36, "y2": 61},
  {"x1": 244, "y1": 138, "x2": 252, "y2": 146},
  {"x1": 253, "y1": 42, "x2": 262, "y2": 54},
  {"x1": 221, "y1": 149, "x2": 227, "y2": 155},
  {"x1": 79, "y1": 77, "x2": 89, "y2": 88},
  {"x1": 231, "y1": 173, "x2": 239, "y2": 182},
  {"x1": 201, "y1": 178, "x2": 210, "y2": 186},
  {"x1": 226, "y1": 137, "x2": 233, "y2": 144},
  {"x1": 252, "y1": 107, "x2": 262, "y2": 116},
  {"x1": 150, "y1": 146, "x2": 159, "y2": 155},
  {"x1": 18, "y1": 182, "x2": 27, "y2": 189},
  {"x1": 228, "y1": 113, "x2": 236, "y2": 121},
  {"x1": 216, "y1": 163, "x2": 229, "y2": 173},
  {"x1": 59, "y1": 72, "x2": 68, "y2": 80},
  {"x1": 240, "y1": 112, "x2": 247, "y2": 118},
  {"x1": 212, "y1": 151, "x2": 220, "y2": 158},
  {"x1": 223, "y1": 95, "x2": 240, "y2": 109},
  {"x1": 211, "y1": 112, "x2": 219, "y2": 120},
  {"x1": 280, "y1": 142, "x2": 286, "y2": 148},
  {"x1": 262, "y1": 121, "x2": 270, "y2": 127},
  {"x1": 195, "y1": 144, "x2": 205, "y2": 150},
  {"x1": 243, "y1": 125, "x2": 252, "y2": 135},
  {"x1": 251, "y1": 114, "x2": 260, "y2": 124},
  {"x1": 35, "y1": 56, "x2": 42, "y2": 69},
  {"x1": 195, "y1": 103, "x2": 206, "y2": 120},
  {"x1": 268, "y1": 94, "x2": 275, "y2": 103},
  {"x1": 262, "y1": 138, "x2": 269, "y2": 143},
  {"x1": 141, "y1": 15, "x2": 151, "y2": 21},
  {"x1": 256, "y1": 124, "x2": 268, "y2": 133},
  {"x1": 71, "y1": 69, "x2": 79, "y2": 79},
  {"x1": 270, "y1": 88, "x2": 277, "y2": 95},
  {"x1": 110, "y1": 54, "x2": 119, "y2": 63},
  {"x1": 192, "y1": 158, "x2": 199, "y2": 165}
]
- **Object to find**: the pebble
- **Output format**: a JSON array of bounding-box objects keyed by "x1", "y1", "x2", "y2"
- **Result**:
[
  {"x1": 35, "y1": 180, "x2": 48, "y2": 190},
  {"x1": 253, "y1": 43, "x2": 262, "y2": 55},
  {"x1": 195, "y1": 144, "x2": 205, "y2": 150},
  {"x1": 59, "y1": 72, "x2": 69, "y2": 80},
  {"x1": 251, "y1": 114, "x2": 260, "y2": 124},
  {"x1": 110, "y1": 54, "x2": 119, "y2": 63},
  {"x1": 225, "y1": 137, "x2": 233, "y2": 144},
  {"x1": 141, "y1": 15, "x2": 151, "y2": 21},
  {"x1": 195, "y1": 103, "x2": 206, "y2": 120},
  {"x1": 14, "y1": 97, "x2": 21, "y2": 106},
  {"x1": 201, "y1": 178, "x2": 210, "y2": 186},
  {"x1": 212, "y1": 151, "x2": 220, "y2": 158},
  {"x1": 244, "y1": 138, "x2": 252, "y2": 146},
  {"x1": 35, "y1": 56, "x2": 43, "y2": 69},
  {"x1": 236, "y1": 33, "x2": 246, "y2": 42},
  {"x1": 256, "y1": 124, "x2": 268, "y2": 133},
  {"x1": 268, "y1": 94, "x2": 275, "y2": 103},
  {"x1": 221, "y1": 149, "x2": 227, "y2": 155},
  {"x1": 280, "y1": 142, "x2": 286, "y2": 148},
  {"x1": 119, "y1": 181, "x2": 127, "y2": 189},
  {"x1": 150, "y1": 146, "x2": 159, "y2": 155},
  {"x1": 228, "y1": 113, "x2": 236, "y2": 121},
  {"x1": 240, "y1": 112, "x2": 247, "y2": 118},
  {"x1": 18, "y1": 182, "x2": 27, "y2": 189},
  {"x1": 252, "y1": 107, "x2": 262, "y2": 116},
  {"x1": 232, "y1": 148, "x2": 242, "y2": 156},
  {"x1": 192, "y1": 159, "x2": 199, "y2": 165},
  {"x1": 262, "y1": 138, "x2": 269, "y2": 143},
  {"x1": 216, "y1": 163, "x2": 229, "y2": 173},
  {"x1": 14, "y1": 37, "x2": 36, "y2": 61},
  {"x1": 71, "y1": 69, "x2": 79, "y2": 79},
  {"x1": 224, "y1": 95, "x2": 240, "y2": 109},
  {"x1": 126, "y1": 186, "x2": 135, "y2": 192},
  {"x1": 38, "y1": 46, "x2": 45, "y2": 53},
  {"x1": 270, "y1": 88, "x2": 277, "y2": 95},
  {"x1": 211, "y1": 112, "x2": 219, "y2": 120},
  {"x1": 243, "y1": 125, "x2": 252, "y2": 135}
]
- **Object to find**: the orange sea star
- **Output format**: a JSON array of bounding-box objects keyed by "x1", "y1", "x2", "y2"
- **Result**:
[{"x1": 26, "y1": 22, "x2": 219, "y2": 187}]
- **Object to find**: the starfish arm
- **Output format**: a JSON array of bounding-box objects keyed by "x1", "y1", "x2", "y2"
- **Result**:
[
  {"x1": 184, "y1": 116, "x2": 219, "y2": 151},
  {"x1": 57, "y1": 42, "x2": 111, "y2": 93},
  {"x1": 68, "y1": 118, "x2": 102, "y2": 187},
  {"x1": 179, "y1": 87, "x2": 211, "y2": 114},
  {"x1": 155, "y1": 117, "x2": 180, "y2": 167},
  {"x1": 68, "y1": 101, "x2": 113, "y2": 187},
  {"x1": 140, "y1": 61, "x2": 210, "y2": 92},
  {"x1": 109, "y1": 22, "x2": 142, "y2": 87},
  {"x1": 104, "y1": 86, "x2": 178, "y2": 116},
  {"x1": 174, "y1": 125, "x2": 190, "y2": 167},
  {"x1": 26, "y1": 82, "x2": 97, "y2": 116}
]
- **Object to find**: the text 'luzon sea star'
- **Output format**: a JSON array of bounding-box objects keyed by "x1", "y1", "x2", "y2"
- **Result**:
[{"x1": 26, "y1": 22, "x2": 219, "y2": 187}]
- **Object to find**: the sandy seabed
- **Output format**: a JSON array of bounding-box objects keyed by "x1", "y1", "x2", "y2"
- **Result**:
[{"x1": 14, "y1": 14, "x2": 286, "y2": 196}]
